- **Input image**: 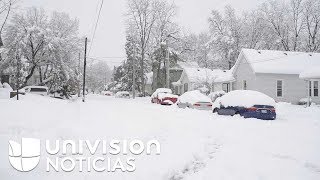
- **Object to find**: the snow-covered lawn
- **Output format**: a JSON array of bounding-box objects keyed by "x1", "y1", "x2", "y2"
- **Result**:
[{"x1": 0, "y1": 94, "x2": 320, "y2": 180}]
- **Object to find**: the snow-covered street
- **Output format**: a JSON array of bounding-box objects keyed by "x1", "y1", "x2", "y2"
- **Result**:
[{"x1": 0, "y1": 95, "x2": 320, "y2": 180}]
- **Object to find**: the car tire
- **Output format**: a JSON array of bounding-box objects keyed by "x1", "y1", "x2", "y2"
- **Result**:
[{"x1": 213, "y1": 108, "x2": 218, "y2": 113}]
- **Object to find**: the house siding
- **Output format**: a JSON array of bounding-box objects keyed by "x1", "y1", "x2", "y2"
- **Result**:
[
  {"x1": 255, "y1": 74, "x2": 320, "y2": 104},
  {"x1": 232, "y1": 53, "x2": 320, "y2": 104},
  {"x1": 233, "y1": 54, "x2": 256, "y2": 90}
]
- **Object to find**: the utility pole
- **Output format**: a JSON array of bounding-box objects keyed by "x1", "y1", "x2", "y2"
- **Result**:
[
  {"x1": 16, "y1": 54, "x2": 20, "y2": 100},
  {"x1": 78, "y1": 52, "x2": 81, "y2": 97},
  {"x1": 82, "y1": 37, "x2": 87, "y2": 102},
  {"x1": 132, "y1": 45, "x2": 136, "y2": 99},
  {"x1": 166, "y1": 39, "x2": 170, "y2": 88}
]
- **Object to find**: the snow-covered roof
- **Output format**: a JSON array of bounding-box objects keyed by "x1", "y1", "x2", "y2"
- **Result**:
[
  {"x1": 172, "y1": 67, "x2": 235, "y2": 85},
  {"x1": 238, "y1": 49, "x2": 320, "y2": 75},
  {"x1": 184, "y1": 68, "x2": 220, "y2": 83},
  {"x1": 214, "y1": 69, "x2": 235, "y2": 83},
  {"x1": 299, "y1": 67, "x2": 320, "y2": 79}
]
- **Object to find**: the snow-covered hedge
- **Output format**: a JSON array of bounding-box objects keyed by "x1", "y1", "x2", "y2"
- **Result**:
[{"x1": 298, "y1": 98, "x2": 312, "y2": 105}]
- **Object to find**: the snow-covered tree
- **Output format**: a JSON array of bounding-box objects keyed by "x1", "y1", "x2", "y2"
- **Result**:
[
  {"x1": 86, "y1": 60, "x2": 111, "y2": 93},
  {"x1": 2, "y1": 7, "x2": 82, "y2": 98}
]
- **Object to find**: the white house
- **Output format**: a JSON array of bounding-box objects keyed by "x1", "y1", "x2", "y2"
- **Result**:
[
  {"x1": 172, "y1": 67, "x2": 225, "y2": 95},
  {"x1": 228, "y1": 49, "x2": 320, "y2": 104}
]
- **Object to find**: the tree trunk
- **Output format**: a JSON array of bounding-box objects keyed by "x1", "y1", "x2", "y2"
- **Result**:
[
  {"x1": 140, "y1": 49, "x2": 145, "y2": 96},
  {"x1": 24, "y1": 64, "x2": 37, "y2": 86}
]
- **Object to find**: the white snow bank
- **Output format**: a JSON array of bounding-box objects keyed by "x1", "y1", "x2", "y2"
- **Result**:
[
  {"x1": 299, "y1": 67, "x2": 320, "y2": 79},
  {"x1": 179, "y1": 90, "x2": 211, "y2": 104},
  {"x1": 218, "y1": 90, "x2": 276, "y2": 108},
  {"x1": 0, "y1": 88, "x2": 10, "y2": 99},
  {"x1": 2, "y1": 83, "x2": 13, "y2": 91}
]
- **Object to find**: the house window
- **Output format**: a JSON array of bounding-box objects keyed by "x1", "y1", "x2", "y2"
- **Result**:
[
  {"x1": 314, "y1": 81, "x2": 319, "y2": 97},
  {"x1": 184, "y1": 83, "x2": 188, "y2": 92},
  {"x1": 309, "y1": 81, "x2": 312, "y2": 96},
  {"x1": 243, "y1": 80, "x2": 247, "y2": 90},
  {"x1": 222, "y1": 83, "x2": 230, "y2": 93},
  {"x1": 276, "y1": 80, "x2": 283, "y2": 97}
]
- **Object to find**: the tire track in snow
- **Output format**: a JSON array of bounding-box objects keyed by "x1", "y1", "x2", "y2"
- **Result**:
[{"x1": 167, "y1": 137, "x2": 222, "y2": 180}]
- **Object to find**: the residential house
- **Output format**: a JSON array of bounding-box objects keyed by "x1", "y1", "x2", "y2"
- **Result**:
[
  {"x1": 212, "y1": 69, "x2": 235, "y2": 93},
  {"x1": 226, "y1": 49, "x2": 320, "y2": 104},
  {"x1": 172, "y1": 67, "x2": 225, "y2": 95}
]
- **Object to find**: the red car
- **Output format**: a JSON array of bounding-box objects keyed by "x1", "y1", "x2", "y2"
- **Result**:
[{"x1": 151, "y1": 88, "x2": 178, "y2": 105}]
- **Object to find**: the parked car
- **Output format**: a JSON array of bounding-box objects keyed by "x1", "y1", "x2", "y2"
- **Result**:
[
  {"x1": 212, "y1": 90, "x2": 276, "y2": 120},
  {"x1": 101, "y1": 91, "x2": 113, "y2": 96},
  {"x1": 115, "y1": 91, "x2": 130, "y2": 98},
  {"x1": 177, "y1": 90, "x2": 212, "y2": 110},
  {"x1": 21, "y1": 86, "x2": 49, "y2": 96},
  {"x1": 151, "y1": 88, "x2": 178, "y2": 105},
  {"x1": 208, "y1": 91, "x2": 225, "y2": 102}
]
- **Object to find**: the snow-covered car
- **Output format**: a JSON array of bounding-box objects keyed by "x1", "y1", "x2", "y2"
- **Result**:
[
  {"x1": 213, "y1": 90, "x2": 276, "y2": 120},
  {"x1": 177, "y1": 90, "x2": 212, "y2": 110},
  {"x1": 115, "y1": 91, "x2": 130, "y2": 98},
  {"x1": 101, "y1": 91, "x2": 113, "y2": 96},
  {"x1": 151, "y1": 88, "x2": 178, "y2": 105},
  {"x1": 208, "y1": 91, "x2": 226, "y2": 102},
  {"x1": 21, "y1": 86, "x2": 48, "y2": 96}
]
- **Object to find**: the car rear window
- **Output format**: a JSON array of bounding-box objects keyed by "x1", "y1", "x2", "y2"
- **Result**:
[
  {"x1": 30, "y1": 88, "x2": 47, "y2": 92},
  {"x1": 254, "y1": 105, "x2": 274, "y2": 109}
]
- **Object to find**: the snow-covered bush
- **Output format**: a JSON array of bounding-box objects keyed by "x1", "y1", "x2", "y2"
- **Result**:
[
  {"x1": 208, "y1": 91, "x2": 226, "y2": 102},
  {"x1": 298, "y1": 98, "x2": 312, "y2": 105}
]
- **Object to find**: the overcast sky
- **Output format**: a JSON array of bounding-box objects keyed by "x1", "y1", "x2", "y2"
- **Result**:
[{"x1": 20, "y1": 0, "x2": 263, "y2": 67}]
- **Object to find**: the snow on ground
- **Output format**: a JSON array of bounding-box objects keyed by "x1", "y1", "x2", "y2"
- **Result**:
[{"x1": 0, "y1": 94, "x2": 320, "y2": 180}]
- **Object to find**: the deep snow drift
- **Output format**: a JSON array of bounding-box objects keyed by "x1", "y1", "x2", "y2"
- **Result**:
[{"x1": 0, "y1": 94, "x2": 319, "y2": 180}]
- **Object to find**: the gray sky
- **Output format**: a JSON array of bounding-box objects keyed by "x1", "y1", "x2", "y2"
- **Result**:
[{"x1": 20, "y1": 0, "x2": 263, "y2": 67}]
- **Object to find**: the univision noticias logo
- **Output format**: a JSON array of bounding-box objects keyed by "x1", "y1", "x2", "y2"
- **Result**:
[
  {"x1": 8, "y1": 138, "x2": 160, "y2": 172},
  {"x1": 8, "y1": 138, "x2": 41, "y2": 172}
]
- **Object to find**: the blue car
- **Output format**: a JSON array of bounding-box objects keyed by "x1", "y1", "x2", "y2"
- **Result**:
[
  {"x1": 214, "y1": 105, "x2": 276, "y2": 120},
  {"x1": 212, "y1": 90, "x2": 277, "y2": 120}
]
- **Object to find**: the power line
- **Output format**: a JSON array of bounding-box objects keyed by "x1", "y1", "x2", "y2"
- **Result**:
[{"x1": 88, "y1": 0, "x2": 104, "y2": 56}]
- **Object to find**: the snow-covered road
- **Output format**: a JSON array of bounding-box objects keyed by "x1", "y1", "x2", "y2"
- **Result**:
[{"x1": 0, "y1": 94, "x2": 320, "y2": 180}]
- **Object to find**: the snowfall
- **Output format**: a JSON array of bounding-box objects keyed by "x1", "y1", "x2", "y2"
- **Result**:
[{"x1": 0, "y1": 94, "x2": 320, "y2": 180}]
